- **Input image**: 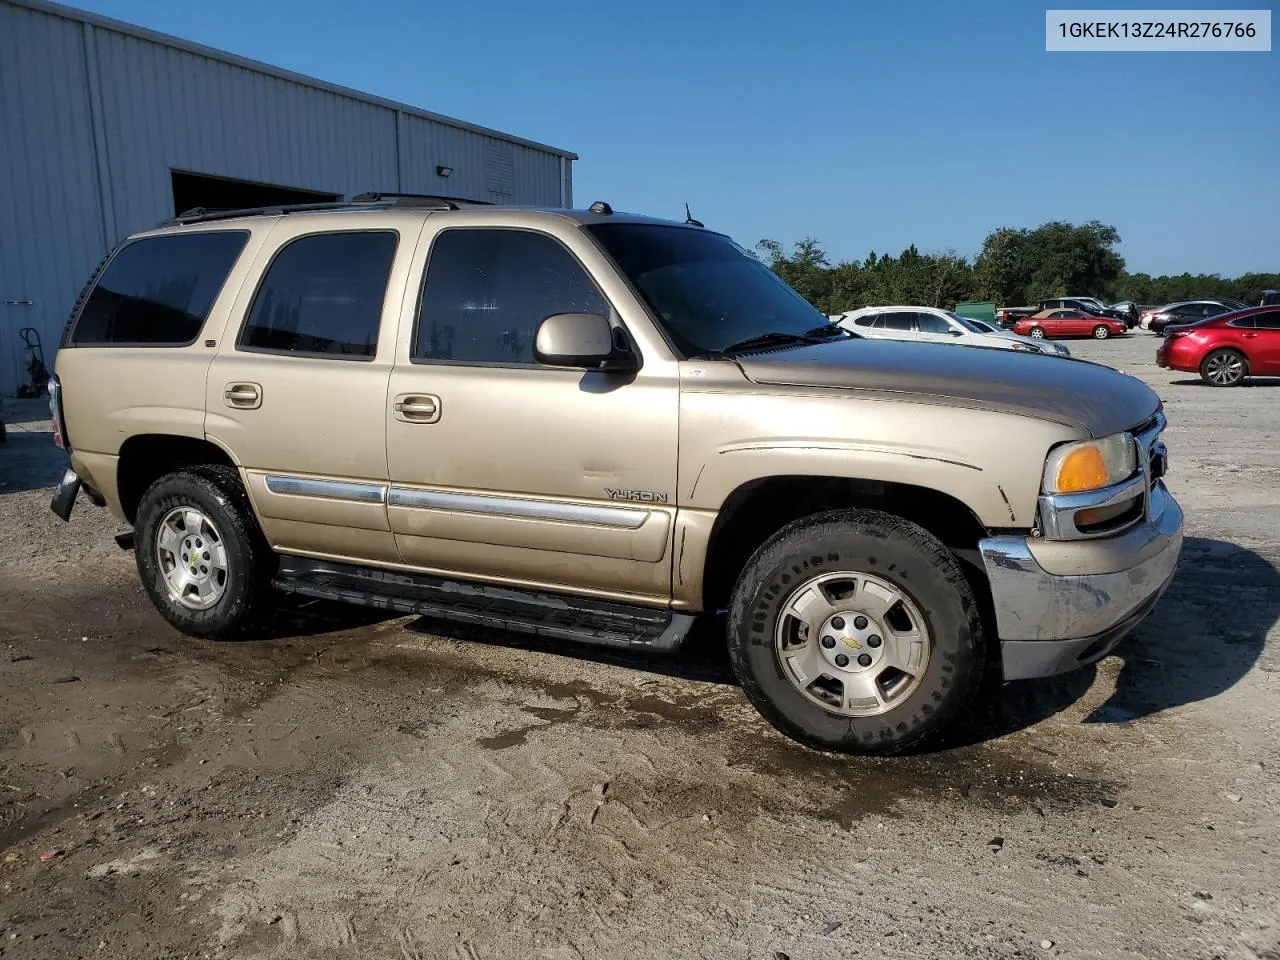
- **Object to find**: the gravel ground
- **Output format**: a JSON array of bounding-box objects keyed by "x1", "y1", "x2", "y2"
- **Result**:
[{"x1": 1, "y1": 334, "x2": 1278, "y2": 960}]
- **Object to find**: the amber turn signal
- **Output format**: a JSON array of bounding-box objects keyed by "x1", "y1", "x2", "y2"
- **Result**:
[{"x1": 1054, "y1": 446, "x2": 1109, "y2": 492}]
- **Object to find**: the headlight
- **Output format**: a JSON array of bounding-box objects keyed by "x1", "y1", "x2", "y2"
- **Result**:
[{"x1": 1043, "y1": 433, "x2": 1137, "y2": 494}]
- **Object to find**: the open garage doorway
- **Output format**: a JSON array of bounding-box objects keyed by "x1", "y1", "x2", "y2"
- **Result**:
[{"x1": 171, "y1": 170, "x2": 341, "y2": 216}]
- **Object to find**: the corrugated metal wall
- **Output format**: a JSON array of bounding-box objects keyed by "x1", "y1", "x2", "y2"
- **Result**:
[{"x1": 0, "y1": 0, "x2": 574, "y2": 395}]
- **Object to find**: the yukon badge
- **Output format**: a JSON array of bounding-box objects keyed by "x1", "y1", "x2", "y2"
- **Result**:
[{"x1": 605, "y1": 488, "x2": 669, "y2": 503}]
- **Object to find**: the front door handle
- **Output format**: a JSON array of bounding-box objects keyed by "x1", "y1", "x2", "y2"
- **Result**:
[
  {"x1": 393, "y1": 393, "x2": 441, "y2": 423},
  {"x1": 224, "y1": 382, "x2": 262, "y2": 409},
  {"x1": 1243, "y1": 333, "x2": 1258, "y2": 339}
]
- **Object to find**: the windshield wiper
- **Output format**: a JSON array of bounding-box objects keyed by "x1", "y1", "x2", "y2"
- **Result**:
[
  {"x1": 803, "y1": 322, "x2": 852, "y2": 340},
  {"x1": 718, "y1": 325, "x2": 849, "y2": 356}
]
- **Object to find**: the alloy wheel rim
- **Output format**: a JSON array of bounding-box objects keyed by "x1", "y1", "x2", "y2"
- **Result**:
[
  {"x1": 1030, "y1": 328, "x2": 1045, "y2": 338},
  {"x1": 773, "y1": 571, "x2": 931, "y2": 718},
  {"x1": 155, "y1": 506, "x2": 228, "y2": 610},
  {"x1": 1207, "y1": 353, "x2": 1244, "y2": 385},
  {"x1": 1094, "y1": 327, "x2": 1108, "y2": 339}
]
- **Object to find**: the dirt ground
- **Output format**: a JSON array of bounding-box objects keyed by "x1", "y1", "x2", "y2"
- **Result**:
[{"x1": 2, "y1": 334, "x2": 1278, "y2": 960}]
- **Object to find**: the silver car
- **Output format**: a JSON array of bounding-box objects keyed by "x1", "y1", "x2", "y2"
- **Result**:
[{"x1": 836, "y1": 306, "x2": 1072, "y2": 357}]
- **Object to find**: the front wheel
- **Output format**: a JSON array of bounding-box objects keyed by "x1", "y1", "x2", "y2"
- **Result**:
[
  {"x1": 1201, "y1": 348, "x2": 1247, "y2": 387},
  {"x1": 134, "y1": 465, "x2": 273, "y2": 639},
  {"x1": 727, "y1": 510, "x2": 985, "y2": 754},
  {"x1": 1028, "y1": 326, "x2": 1046, "y2": 339},
  {"x1": 1093, "y1": 325, "x2": 1111, "y2": 340}
]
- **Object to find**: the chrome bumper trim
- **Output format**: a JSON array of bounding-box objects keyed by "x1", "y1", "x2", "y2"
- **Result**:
[{"x1": 980, "y1": 480, "x2": 1183, "y2": 644}]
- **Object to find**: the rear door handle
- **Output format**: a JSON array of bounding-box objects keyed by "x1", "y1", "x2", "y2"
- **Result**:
[
  {"x1": 393, "y1": 393, "x2": 441, "y2": 423},
  {"x1": 223, "y1": 382, "x2": 262, "y2": 409},
  {"x1": 1243, "y1": 333, "x2": 1258, "y2": 338}
]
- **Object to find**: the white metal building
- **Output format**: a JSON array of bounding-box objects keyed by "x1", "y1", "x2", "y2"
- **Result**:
[{"x1": 0, "y1": 0, "x2": 577, "y2": 395}]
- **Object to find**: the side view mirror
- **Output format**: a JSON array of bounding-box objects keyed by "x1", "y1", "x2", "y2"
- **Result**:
[{"x1": 534, "y1": 313, "x2": 637, "y2": 371}]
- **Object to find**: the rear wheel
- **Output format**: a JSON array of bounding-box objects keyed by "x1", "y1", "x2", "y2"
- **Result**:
[
  {"x1": 1200, "y1": 349, "x2": 1247, "y2": 387},
  {"x1": 134, "y1": 465, "x2": 273, "y2": 639},
  {"x1": 727, "y1": 510, "x2": 985, "y2": 754},
  {"x1": 1028, "y1": 327, "x2": 1046, "y2": 339},
  {"x1": 1092, "y1": 325, "x2": 1111, "y2": 340}
]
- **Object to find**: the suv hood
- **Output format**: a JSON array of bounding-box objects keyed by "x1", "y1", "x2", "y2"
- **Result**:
[{"x1": 735, "y1": 338, "x2": 1159, "y2": 438}]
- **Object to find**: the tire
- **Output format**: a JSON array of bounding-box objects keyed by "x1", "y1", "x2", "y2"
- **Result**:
[
  {"x1": 1092, "y1": 325, "x2": 1110, "y2": 340},
  {"x1": 727, "y1": 509, "x2": 985, "y2": 755},
  {"x1": 1028, "y1": 327, "x2": 1046, "y2": 339},
  {"x1": 1200, "y1": 348, "x2": 1248, "y2": 387},
  {"x1": 134, "y1": 465, "x2": 273, "y2": 639}
]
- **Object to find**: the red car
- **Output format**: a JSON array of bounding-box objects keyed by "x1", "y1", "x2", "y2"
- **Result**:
[
  {"x1": 1156, "y1": 305, "x2": 1280, "y2": 386},
  {"x1": 1012, "y1": 309, "x2": 1128, "y2": 340}
]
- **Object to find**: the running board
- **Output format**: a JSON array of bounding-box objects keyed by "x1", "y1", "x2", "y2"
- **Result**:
[{"x1": 273, "y1": 556, "x2": 695, "y2": 653}]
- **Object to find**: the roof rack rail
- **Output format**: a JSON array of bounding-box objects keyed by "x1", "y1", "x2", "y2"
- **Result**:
[
  {"x1": 350, "y1": 192, "x2": 493, "y2": 209},
  {"x1": 159, "y1": 201, "x2": 353, "y2": 227},
  {"x1": 155, "y1": 192, "x2": 494, "y2": 228}
]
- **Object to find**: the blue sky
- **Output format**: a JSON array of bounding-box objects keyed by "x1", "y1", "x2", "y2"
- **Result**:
[{"x1": 75, "y1": 0, "x2": 1278, "y2": 276}]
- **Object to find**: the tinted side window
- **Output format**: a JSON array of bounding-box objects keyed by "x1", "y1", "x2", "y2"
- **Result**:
[
  {"x1": 1254, "y1": 311, "x2": 1280, "y2": 330},
  {"x1": 881, "y1": 312, "x2": 914, "y2": 331},
  {"x1": 1227, "y1": 316, "x2": 1256, "y2": 328},
  {"x1": 916, "y1": 313, "x2": 950, "y2": 334},
  {"x1": 71, "y1": 232, "x2": 248, "y2": 345},
  {"x1": 239, "y1": 232, "x2": 397, "y2": 360},
  {"x1": 415, "y1": 229, "x2": 608, "y2": 365},
  {"x1": 852, "y1": 314, "x2": 876, "y2": 327}
]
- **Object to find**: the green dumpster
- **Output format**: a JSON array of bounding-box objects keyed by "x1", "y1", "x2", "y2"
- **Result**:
[{"x1": 953, "y1": 301, "x2": 997, "y2": 324}]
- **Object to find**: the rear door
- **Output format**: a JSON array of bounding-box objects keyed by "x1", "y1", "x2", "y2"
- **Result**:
[
  {"x1": 205, "y1": 219, "x2": 421, "y2": 565},
  {"x1": 875, "y1": 311, "x2": 917, "y2": 342}
]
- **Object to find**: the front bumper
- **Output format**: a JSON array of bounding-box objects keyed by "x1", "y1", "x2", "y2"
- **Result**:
[{"x1": 979, "y1": 479, "x2": 1183, "y2": 680}]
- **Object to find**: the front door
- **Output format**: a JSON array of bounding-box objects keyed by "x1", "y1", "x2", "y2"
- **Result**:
[
  {"x1": 1250, "y1": 310, "x2": 1280, "y2": 374},
  {"x1": 385, "y1": 223, "x2": 679, "y2": 603},
  {"x1": 914, "y1": 311, "x2": 960, "y2": 345},
  {"x1": 206, "y1": 220, "x2": 422, "y2": 564}
]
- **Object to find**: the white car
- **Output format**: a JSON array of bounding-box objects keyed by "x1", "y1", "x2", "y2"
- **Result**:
[{"x1": 834, "y1": 306, "x2": 1071, "y2": 357}]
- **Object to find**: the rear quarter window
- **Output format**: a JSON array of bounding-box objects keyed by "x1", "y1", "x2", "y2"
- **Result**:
[{"x1": 70, "y1": 231, "x2": 249, "y2": 346}]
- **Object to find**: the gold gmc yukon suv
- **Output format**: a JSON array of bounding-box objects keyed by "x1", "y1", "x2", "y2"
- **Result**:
[{"x1": 49, "y1": 195, "x2": 1183, "y2": 753}]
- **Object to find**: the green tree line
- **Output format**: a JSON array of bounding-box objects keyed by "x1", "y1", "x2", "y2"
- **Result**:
[{"x1": 757, "y1": 221, "x2": 1278, "y2": 315}]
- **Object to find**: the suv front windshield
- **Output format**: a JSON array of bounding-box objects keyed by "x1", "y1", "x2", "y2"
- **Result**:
[{"x1": 586, "y1": 222, "x2": 834, "y2": 356}]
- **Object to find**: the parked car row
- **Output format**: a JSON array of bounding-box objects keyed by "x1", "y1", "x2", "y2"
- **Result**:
[
  {"x1": 996, "y1": 297, "x2": 1137, "y2": 329},
  {"x1": 1140, "y1": 299, "x2": 1250, "y2": 333},
  {"x1": 831, "y1": 307, "x2": 1072, "y2": 356},
  {"x1": 1156, "y1": 304, "x2": 1280, "y2": 386}
]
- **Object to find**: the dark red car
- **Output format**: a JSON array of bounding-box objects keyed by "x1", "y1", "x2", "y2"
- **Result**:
[
  {"x1": 1012, "y1": 309, "x2": 1128, "y2": 340},
  {"x1": 1156, "y1": 305, "x2": 1280, "y2": 386}
]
